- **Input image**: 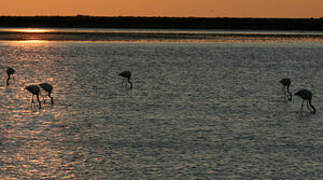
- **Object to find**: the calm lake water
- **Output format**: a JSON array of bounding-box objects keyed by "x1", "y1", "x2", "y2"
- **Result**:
[{"x1": 0, "y1": 29, "x2": 322, "y2": 179}]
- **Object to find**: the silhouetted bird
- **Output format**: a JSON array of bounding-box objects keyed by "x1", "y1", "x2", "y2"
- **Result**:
[
  {"x1": 6, "y1": 67, "x2": 15, "y2": 86},
  {"x1": 294, "y1": 89, "x2": 316, "y2": 114},
  {"x1": 279, "y1": 78, "x2": 292, "y2": 101},
  {"x1": 25, "y1": 85, "x2": 42, "y2": 109},
  {"x1": 119, "y1": 70, "x2": 133, "y2": 89},
  {"x1": 39, "y1": 83, "x2": 54, "y2": 105}
]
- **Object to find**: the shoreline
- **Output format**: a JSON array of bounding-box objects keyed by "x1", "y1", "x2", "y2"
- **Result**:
[{"x1": 0, "y1": 16, "x2": 322, "y2": 31}]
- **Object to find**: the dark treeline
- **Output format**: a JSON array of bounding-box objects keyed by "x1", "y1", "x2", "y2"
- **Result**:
[{"x1": 0, "y1": 16, "x2": 322, "y2": 31}]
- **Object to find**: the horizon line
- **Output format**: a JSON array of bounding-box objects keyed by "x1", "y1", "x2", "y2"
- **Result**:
[{"x1": 0, "y1": 15, "x2": 322, "y2": 19}]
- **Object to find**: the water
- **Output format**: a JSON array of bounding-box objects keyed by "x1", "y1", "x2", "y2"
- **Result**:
[
  {"x1": 0, "y1": 28, "x2": 322, "y2": 42},
  {"x1": 0, "y1": 29, "x2": 322, "y2": 179}
]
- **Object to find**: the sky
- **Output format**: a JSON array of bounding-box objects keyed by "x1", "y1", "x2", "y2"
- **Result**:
[{"x1": 1, "y1": 0, "x2": 322, "y2": 18}]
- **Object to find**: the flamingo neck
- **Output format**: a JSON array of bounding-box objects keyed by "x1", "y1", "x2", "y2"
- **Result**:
[
  {"x1": 6, "y1": 75, "x2": 11, "y2": 85},
  {"x1": 128, "y1": 78, "x2": 133, "y2": 89}
]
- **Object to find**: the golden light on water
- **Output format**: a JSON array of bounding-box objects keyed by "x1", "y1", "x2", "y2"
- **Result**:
[
  {"x1": 5, "y1": 40, "x2": 50, "y2": 46},
  {"x1": 12, "y1": 28, "x2": 52, "y2": 33},
  {"x1": 19, "y1": 40, "x2": 50, "y2": 43},
  {"x1": 1, "y1": 28, "x2": 54, "y2": 42}
]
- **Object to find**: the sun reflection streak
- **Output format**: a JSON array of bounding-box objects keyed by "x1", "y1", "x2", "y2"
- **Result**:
[
  {"x1": 11, "y1": 28, "x2": 52, "y2": 33},
  {"x1": 18, "y1": 40, "x2": 50, "y2": 43},
  {"x1": 0, "y1": 28, "x2": 54, "y2": 43},
  {"x1": 5, "y1": 40, "x2": 51, "y2": 46}
]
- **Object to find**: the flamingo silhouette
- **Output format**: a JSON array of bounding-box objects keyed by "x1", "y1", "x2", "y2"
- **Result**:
[
  {"x1": 6, "y1": 67, "x2": 15, "y2": 86},
  {"x1": 39, "y1": 83, "x2": 54, "y2": 105},
  {"x1": 119, "y1": 71, "x2": 133, "y2": 89},
  {"x1": 294, "y1": 89, "x2": 316, "y2": 114},
  {"x1": 25, "y1": 85, "x2": 42, "y2": 109},
  {"x1": 279, "y1": 78, "x2": 292, "y2": 101}
]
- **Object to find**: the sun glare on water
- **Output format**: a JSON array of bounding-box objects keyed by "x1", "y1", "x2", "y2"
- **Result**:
[
  {"x1": 12, "y1": 28, "x2": 51, "y2": 33},
  {"x1": 20, "y1": 40, "x2": 49, "y2": 43}
]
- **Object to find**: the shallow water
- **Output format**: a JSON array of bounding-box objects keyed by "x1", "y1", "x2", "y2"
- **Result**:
[
  {"x1": 0, "y1": 28, "x2": 322, "y2": 42},
  {"x1": 0, "y1": 38, "x2": 322, "y2": 179}
]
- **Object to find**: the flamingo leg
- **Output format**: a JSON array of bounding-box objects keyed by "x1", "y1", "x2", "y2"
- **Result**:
[
  {"x1": 31, "y1": 94, "x2": 35, "y2": 104},
  {"x1": 122, "y1": 78, "x2": 125, "y2": 87},
  {"x1": 282, "y1": 86, "x2": 288, "y2": 100},
  {"x1": 128, "y1": 80, "x2": 133, "y2": 89},
  {"x1": 41, "y1": 93, "x2": 46, "y2": 103},
  {"x1": 43, "y1": 92, "x2": 50, "y2": 103},
  {"x1": 285, "y1": 91, "x2": 289, "y2": 100},
  {"x1": 48, "y1": 92, "x2": 54, "y2": 105},
  {"x1": 300, "y1": 100, "x2": 305, "y2": 113},
  {"x1": 284, "y1": 91, "x2": 288, "y2": 100},
  {"x1": 36, "y1": 95, "x2": 42, "y2": 109},
  {"x1": 306, "y1": 100, "x2": 312, "y2": 113},
  {"x1": 30, "y1": 94, "x2": 35, "y2": 108},
  {"x1": 288, "y1": 92, "x2": 292, "y2": 101},
  {"x1": 6, "y1": 76, "x2": 10, "y2": 86}
]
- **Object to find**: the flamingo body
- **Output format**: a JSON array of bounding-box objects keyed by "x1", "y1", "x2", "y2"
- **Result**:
[
  {"x1": 119, "y1": 70, "x2": 133, "y2": 89},
  {"x1": 280, "y1": 78, "x2": 291, "y2": 87},
  {"x1": 279, "y1": 78, "x2": 292, "y2": 101},
  {"x1": 294, "y1": 89, "x2": 316, "y2": 114},
  {"x1": 39, "y1": 83, "x2": 54, "y2": 104},
  {"x1": 25, "y1": 85, "x2": 42, "y2": 109},
  {"x1": 6, "y1": 67, "x2": 15, "y2": 85}
]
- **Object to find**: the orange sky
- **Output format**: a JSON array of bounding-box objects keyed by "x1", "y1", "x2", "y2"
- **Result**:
[{"x1": 1, "y1": 0, "x2": 322, "y2": 18}]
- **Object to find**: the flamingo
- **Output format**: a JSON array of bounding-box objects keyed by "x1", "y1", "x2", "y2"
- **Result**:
[
  {"x1": 294, "y1": 89, "x2": 316, "y2": 114},
  {"x1": 39, "y1": 83, "x2": 54, "y2": 105},
  {"x1": 6, "y1": 67, "x2": 15, "y2": 86},
  {"x1": 119, "y1": 70, "x2": 133, "y2": 89},
  {"x1": 279, "y1": 78, "x2": 292, "y2": 101},
  {"x1": 25, "y1": 85, "x2": 42, "y2": 109}
]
